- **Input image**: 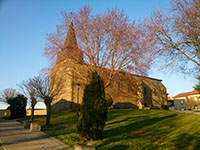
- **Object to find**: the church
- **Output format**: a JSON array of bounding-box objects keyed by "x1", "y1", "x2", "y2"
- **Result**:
[{"x1": 50, "y1": 21, "x2": 168, "y2": 114}]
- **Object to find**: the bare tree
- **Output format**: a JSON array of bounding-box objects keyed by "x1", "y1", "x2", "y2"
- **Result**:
[
  {"x1": 29, "y1": 73, "x2": 64, "y2": 126},
  {"x1": 0, "y1": 88, "x2": 18, "y2": 103},
  {"x1": 19, "y1": 79, "x2": 38, "y2": 121},
  {"x1": 145, "y1": 0, "x2": 200, "y2": 74},
  {"x1": 44, "y1": 6, "x2": 153, "y2": 88}
]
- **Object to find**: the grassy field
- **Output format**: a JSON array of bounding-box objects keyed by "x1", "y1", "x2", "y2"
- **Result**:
[{"x1": 20, "y1": 109, "x2": 200, "y2": 150}]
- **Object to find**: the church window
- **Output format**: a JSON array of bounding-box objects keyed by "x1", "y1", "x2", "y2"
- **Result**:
[{"x1": 144, "y1": 87, "x2": 147, "y2": 95}]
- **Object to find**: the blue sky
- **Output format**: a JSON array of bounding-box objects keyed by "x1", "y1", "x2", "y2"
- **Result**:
[{"x1": 0, "y1": 0, "x2": 196, "y2": 109}]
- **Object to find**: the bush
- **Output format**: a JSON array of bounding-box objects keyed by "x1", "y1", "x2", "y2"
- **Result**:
[
  {"x1": 7, "y1": 94, "x2": 27, "y2": 119},
  {"x1": 105, "y1": 93, "x2": 113, "y2": 108},
  {"x1": 77, "y1": 71, "x2": 107, "y2": 140}
]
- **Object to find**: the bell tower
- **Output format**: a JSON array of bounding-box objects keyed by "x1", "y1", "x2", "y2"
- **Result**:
[{"x1": 57, "y1": 21, "x2": 83, "y2": 63}]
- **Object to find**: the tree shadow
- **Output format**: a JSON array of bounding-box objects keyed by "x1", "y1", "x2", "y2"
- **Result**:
[
  {"x1": 109, "y1": 144, "x2": 129, "y2": 150},
  {"x1": 97, "y1": 114, "x2": 177, "y2": 149},
  {"x1": 42, "y1": 114, "x2": 78, "y2": 137},
  {"x1": 172, "y1": 133, "x2": 200, "y2": 150},
  {"x1": 104, "y1": 114, "x2": 177, "y2": 138}
]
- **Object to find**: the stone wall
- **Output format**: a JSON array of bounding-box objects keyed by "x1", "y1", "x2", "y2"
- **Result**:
[
  {"x1": 26, "y1": 109, "x2": 46, "y2": 116},
  {"x1": 51, "y1": 60, "x2": 167, "y2": 113}
]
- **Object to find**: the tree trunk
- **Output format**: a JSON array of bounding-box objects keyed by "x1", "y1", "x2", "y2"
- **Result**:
[
  {"x1": 46, "y1": 102, "x2": 51, "y2": 126},
  {"x1": 30, "y1": 96, "x2": 37, "y2": 122},
  {"x1": 30, "y1": 106, "x2": 35, "y2": 121}
]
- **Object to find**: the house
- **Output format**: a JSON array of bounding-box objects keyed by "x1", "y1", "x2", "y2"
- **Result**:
[
  {"x1": 167, "y1": 96, "x2": 174, "y2": 110},
  {"x1": 173, "y1": 90, "x2": 200, "y2": 111},
  {"x1": 50, "y1": 21, "x2": 168, "y2": 114}
]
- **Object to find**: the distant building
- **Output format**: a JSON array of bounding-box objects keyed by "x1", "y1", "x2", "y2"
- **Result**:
[
  {"x1": 50, "y1": 21, "x2": 168, "y2": 114},
  {"x1": 173, "y1": 90, "x2": 200, "y2": 111},
  {"x1": 167, "y1": 96, "x2": 174, "y2": 110}
]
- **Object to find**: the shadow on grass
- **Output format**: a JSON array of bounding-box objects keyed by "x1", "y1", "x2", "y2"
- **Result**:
[
  {"x1": 107, "y1": 109, "x2": 142, "y2": 121},
  {"x1": 109, "y1": 144, "x2": 129, "y2": 150},
  {"x1": 97, "y1": 114, "x2": 177, "y2": 150},
  {"x1": 50, "y1": 115, "x2": 77, "y2": 127},
  {"x1": 172, "y1": 133, "x2": 200, "y2": 150},
  {"x1": 104, "y1": 114, "x2": 177, "y2": 138},
  {"x1": 42, "y1": 115, "x2": 77, "y2": 137}
]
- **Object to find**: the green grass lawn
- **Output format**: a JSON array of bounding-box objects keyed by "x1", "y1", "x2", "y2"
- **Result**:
[{"x1": 20, "y1": 109, "x2": 200, "y2": 150}]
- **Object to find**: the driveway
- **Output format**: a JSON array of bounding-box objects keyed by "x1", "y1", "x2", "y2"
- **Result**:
[{"x1": 0, "y1": 118, "x2": 73, "y2": 150}]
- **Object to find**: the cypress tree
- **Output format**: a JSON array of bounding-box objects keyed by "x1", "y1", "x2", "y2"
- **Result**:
[{"x1": 77, "y1": 71, "x2": 107, "y2": 140}]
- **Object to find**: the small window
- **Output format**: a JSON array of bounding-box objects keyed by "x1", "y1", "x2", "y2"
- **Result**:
[
  {"x1": 180, "y1": 100, "x2": 184, "y2": 104},
  {"x1": 154, "y1": 89, "x2": 156, "y2": 96},
  {"x1": 194, "y1": 97, "x2": 197, "y2": 101},
  {"x1": 144, "y1": 87, "x2": 147, "y2": 95}
]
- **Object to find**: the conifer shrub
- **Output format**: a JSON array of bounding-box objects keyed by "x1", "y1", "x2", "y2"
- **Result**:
[
  {"x1": 77, "y1": 71, "x2": 107, "y2": 140},
  {"x1": 105, "y1": 93, "x2": 113, "y2": 108}
]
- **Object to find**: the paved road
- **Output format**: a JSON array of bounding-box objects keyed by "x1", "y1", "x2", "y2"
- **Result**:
[{"x1": 0, "y1": 118, "x2": 73, "y2": 150}]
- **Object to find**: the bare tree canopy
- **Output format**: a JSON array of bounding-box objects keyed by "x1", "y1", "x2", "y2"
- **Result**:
[
  {"x1": 27, "y1": 73, "x2": 64, "y2": 125},
  {"x1": 19, "y1": 79, "x2": 38, "y2": 121},
  {"x1": 27, "y1": 75, "x2": 52, "y2": 125},
  {"x1": 44, "y1": 6, "x2": 154, "y2": 87},
  {"x1": 0, "y1": 88, "x2": 18, "y2": 103},
  {"x1": 146, "y1": 0, "x2": 200, "y2": 74}
]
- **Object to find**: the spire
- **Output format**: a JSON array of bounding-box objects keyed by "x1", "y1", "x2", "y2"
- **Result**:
[
  {"x1": 56, "y1": 19, "x2": 83, "y2": 64},
  {"x1": 63, "y1": 21, "x2": 78, "y2": 49}
]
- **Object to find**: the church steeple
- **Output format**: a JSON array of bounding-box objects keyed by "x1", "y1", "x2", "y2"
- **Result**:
[
  {"x1": 56, "y1": 20, "x2": 83, "y2": 64},
  {"x1": 63, "y1": 21, "x2": 78, "y2": 49}
]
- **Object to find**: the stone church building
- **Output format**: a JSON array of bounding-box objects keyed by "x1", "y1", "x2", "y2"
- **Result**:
[{"x1": 51, "y1": 22, "x2": 168, "y2": 114}]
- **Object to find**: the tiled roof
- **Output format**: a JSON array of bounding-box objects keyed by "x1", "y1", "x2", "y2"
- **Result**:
[
  {"x1": 72, "y1": 62, "x2": 163, "y2": 82},
  {"x1": 173, "y1": 90, "x2": 199, "y2": 98},
  {"x1": 168, "y1": 96, "x2": 174, "y2": 101}
]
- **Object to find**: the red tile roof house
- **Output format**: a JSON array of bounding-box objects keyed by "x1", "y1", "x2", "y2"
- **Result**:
[{"x1": 173, "y1": 90, "x2": 200, "y2": 111}]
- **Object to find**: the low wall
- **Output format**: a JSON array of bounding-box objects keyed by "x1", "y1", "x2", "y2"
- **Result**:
[
  {"x1": 26, "y1": 109, "x2": 46, "y2": 116},
  {"x1": 1, "y1": 109, "x2": 46, "y2": 117}
]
